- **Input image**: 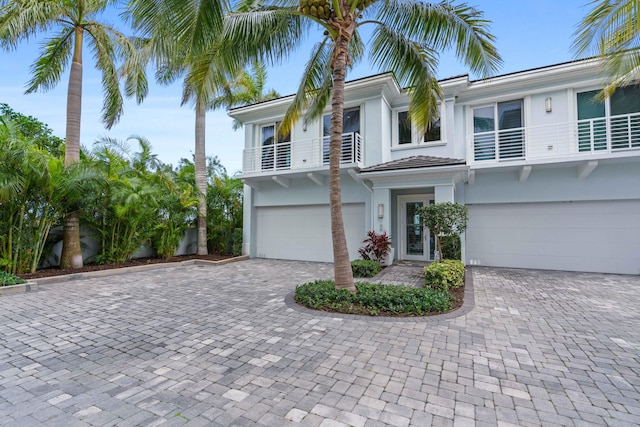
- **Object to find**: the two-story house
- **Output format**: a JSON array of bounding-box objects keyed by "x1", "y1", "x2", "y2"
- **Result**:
[{"x1": 229, "y1": 58, "x2": 640, "y2": 275}]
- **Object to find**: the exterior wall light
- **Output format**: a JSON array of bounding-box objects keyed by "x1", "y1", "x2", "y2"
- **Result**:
[
  {"x1": 545, "y1": 97, "x2": 552, "y2": 112},
  {"x1": 378, "y1": 204, "x2": 384, "y2": 219}
]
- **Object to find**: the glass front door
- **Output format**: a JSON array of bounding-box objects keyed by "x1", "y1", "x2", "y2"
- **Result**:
[{"x1": 398, "y1": 196, "x2": 434, "y2": 261}]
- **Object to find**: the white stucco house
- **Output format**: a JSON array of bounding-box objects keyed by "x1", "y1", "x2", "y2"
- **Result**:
[{"x1": 229, "y1": 58, "x2": 640, "y2": 275}]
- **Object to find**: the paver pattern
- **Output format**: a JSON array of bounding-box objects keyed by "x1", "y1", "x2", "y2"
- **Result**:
[{"x1": 0, "y1": 259, "x2": 639, "y2": 426}]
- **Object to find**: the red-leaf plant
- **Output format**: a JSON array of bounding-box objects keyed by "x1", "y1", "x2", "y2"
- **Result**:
[{"x1": 358, "y1": 231, "x2": 391, "y2": 262}]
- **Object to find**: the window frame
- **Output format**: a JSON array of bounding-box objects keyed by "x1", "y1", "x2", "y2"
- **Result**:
[
  {"x1": 470, "y1": 98, "x2": 525, "y2": 161},
  {"x1": 259, "y1": 120, "x2": 290, "y2": 147},
  {"x1": 258, "y1": 120, "x2": 291, "y2": 171},
  {"x1": 392, "y1": 104, "x2": 445, "y2": 148},
  {"x1": 575, "y1": 85, "x2": 640, "y2": 120},
  {"x1": 576, "y1": 85, "x2": 640, "y2": 151}
]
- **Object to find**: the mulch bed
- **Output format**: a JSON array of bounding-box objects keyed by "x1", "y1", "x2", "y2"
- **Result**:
[
  {"x1": 20, "y1": 253, "x2": 233, "y2": 280},
  {"x1": 449, "y1": 284, "x2": 465, "y2": 312}
]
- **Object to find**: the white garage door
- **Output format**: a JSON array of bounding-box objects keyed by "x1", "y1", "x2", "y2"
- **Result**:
[
  {"x1": 466, "y1": 200, "x2": 640, "y2": 275},
  {"x1": 255, "y1": 203, "x2": 365, "y2": 262}
]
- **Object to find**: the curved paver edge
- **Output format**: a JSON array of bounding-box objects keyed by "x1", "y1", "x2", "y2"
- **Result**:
[{"x1": 284, "y1": 266, "x2": 476, "y2": 323}]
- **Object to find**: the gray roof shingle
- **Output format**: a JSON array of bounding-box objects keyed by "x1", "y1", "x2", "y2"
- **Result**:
[{"x1": 359, "y1": 155, "x2": 466, "y2": 173}]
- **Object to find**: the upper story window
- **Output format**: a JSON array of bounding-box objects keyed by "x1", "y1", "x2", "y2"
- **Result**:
[
  {"x1": 260, "y1": 121, "x2": 291, "y2": 170},
  {"x1": 577, "y1": 85, "x2": 640, "y2": 152},
  {"x1": 322, "y1": 107, "x2": 361, "y2": 164},
  {"x1": 472, "y1": 99, "x2": 524, "y2": 161},
  {"x1": 395, "y1": 108, "x2": 442, "y2": 147}
]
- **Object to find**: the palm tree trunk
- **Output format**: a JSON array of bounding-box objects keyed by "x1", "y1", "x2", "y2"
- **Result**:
[
  {"x1": 329, "y1": 22, "x2": 356, "y2": 293},
  {"x1": 195, "y1": 95, "x2": 208, "y2": 255},
  {"x1": 60, "y1": 27, "x2": 84, "y2": 269}
]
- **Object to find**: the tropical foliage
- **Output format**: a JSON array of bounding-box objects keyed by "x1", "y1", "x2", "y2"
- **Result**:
[
  {"x1": 0, "y1": 113, "x2": 96, "y2": 274},
  {"x1": 126, "y1": 1, "x2": 276, "y2": 257},
  {"x1": 82, "y1": 137, "x2": 198, "y2": 263},
  {"x1": 0, "y1": 106, "x2": 243, "y2": 276},
  {"x1": 573, "y1": 0, "x2": 640, "y2": 97},
  {"x1": 224, "y1": 0, "x2": 501, "y2": 292},
  {"x1": 0, "y1": 0, "x2": 147, "y2": 269}
]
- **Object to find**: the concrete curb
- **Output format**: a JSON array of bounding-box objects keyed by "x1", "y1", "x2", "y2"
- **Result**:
[
  {"x1": 27, "y1": 255, "x2": 249, "y2": 286},
  {"x1": 0, "y1": 281, "x2": 39, "y2": 296}
]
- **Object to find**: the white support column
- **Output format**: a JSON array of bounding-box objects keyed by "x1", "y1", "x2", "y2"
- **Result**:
[
  {"x1": 434, "y1": 184, "x2": 455, "y2": 203},
  {"x1": 243, "y1": 184, "x2": 254, "y2": 257}
]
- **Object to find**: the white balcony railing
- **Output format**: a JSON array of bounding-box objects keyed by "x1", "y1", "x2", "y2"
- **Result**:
[
  {"x1": 242, "y1": 132, "x2": 363, "y2": 175},
  {"x1": 468, "y1": 112, "x2": 640, "y2": 165}
]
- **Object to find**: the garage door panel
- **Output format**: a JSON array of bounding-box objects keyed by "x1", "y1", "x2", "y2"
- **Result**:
[
  {"x1": 466, "y1": 200, "x2": 640, "y2": 275},
  {"x1": 256, "y1": 204, "x2": 365, "y2": 263}
]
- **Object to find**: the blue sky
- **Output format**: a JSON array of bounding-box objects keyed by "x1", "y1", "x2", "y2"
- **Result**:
[{"x1": 0, "y1": 0, "x2": 594, "y2": 174}]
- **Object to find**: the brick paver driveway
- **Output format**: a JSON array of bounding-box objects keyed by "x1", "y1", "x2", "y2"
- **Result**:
[{"x1": 1, "y1": 260, "x2": 639, "y2": 426}]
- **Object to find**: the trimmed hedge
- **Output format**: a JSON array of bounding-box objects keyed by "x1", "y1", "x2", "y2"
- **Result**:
[
  {"x1": 424, "y1": 260, "x2": 465, "y2": 291},
  {"x1": 294, "y1": 280, "x2": 453, "y2": 316},
  {"x1": 351, "y1": 260, "x2": 382, "y2": 278}
]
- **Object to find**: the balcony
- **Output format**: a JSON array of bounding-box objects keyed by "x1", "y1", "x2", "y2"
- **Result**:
[
  {"x1": 242, "y1": 132, "x2": 363, "y2": 175},
  {"x1": 468, "y1": 112, "x2": 640, "y2": 166}
]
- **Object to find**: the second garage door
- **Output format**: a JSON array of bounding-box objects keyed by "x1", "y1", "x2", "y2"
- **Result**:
[
  {"x1": 255, "y1": 203, "x2": 365, "y2": 262},
  {"x1": 466, "y1": 200, "x2": 640, "y2": 275}
]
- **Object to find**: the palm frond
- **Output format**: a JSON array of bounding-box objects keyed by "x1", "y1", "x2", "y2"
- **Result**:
[
  {"x1": 369, "y1": 23, "x2": 440, "y2": 132},
  {"x1": 573, "y1": 0, "x2": 640, "y2": 97},
  {"x1": 25, "y1": 29, "x2": 74, "y2": 93},
  {"x1": 601, "y1": 46, "x2": 640, "y2": 96},
  {"x1": 182, "y1": 47, "x2": 238, "y2": 107},
  {"x1": 279, "y1": 37, "x2": 333, "y2": 134},
  {"x1": 86, "y1": 22, "x2": 124, "y2": 129},
  {"x1": 573, "y1": 0, "x2": 639, "y2": 56},
  {"x1": 222, "y1": 7, "x2": 307, "y2": 66},
  {"x1": 377, "y1": 0, "x2": 501, "y2": 77},
  {"x1": 119, "y1": 36, "x2": 151, "y2": 103},
  {"x1": 0, "y1": 0, "x2": 64, "y2": 49}
]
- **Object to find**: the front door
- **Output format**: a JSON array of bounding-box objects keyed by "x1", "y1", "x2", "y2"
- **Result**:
[{"x1": 398, "y1": 196, "x2": 433, "y2": 261}]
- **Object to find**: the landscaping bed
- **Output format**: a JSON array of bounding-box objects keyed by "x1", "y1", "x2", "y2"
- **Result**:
[
  {"x1": 19, "y1": 253, "x2": 233, "y2": 280},
  {"x1": 296, "y1": 260, "x2": 466, "y2": 317},
  {"x1": 294, "y1": 278, "x2": 465, "y2": 317}
]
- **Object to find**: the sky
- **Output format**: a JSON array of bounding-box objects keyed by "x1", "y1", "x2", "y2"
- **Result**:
[{"x1": 0, "y1": 0, "x2": 595, "y2": 174}]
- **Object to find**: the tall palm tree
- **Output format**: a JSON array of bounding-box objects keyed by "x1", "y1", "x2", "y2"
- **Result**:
[
  {"x1": 128, "y1": 0, "x2": 244, "y2": 256},
  {"x1": 573, "y1": 0, "x2": 640, "y2": 97},
  {"x1": 0, "y1": 0, "x2": 146, "y2": 268},
  {"x1": 225, "y1": 0, "x2": 501, "y2": 292},
  {"x1": 127, "y1": 1, "x2": 277, "y2": 256}
]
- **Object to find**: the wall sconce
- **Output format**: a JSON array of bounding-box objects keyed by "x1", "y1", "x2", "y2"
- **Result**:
[
  {"x1": 378, "y1": 204, "x2": 384, "y2": 219},
  {"x1": 302, "y1": 121, "x2": 307, "y2": 132},
  {"x1": 545, "y1": 97, "x2": 552, "y2": 113}
]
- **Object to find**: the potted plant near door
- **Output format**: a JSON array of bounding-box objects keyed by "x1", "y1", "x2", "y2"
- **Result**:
[{"x1": 358, "y1": 231, "x2": 394, "y2": 266}]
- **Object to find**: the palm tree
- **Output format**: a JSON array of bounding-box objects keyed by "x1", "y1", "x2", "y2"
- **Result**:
[
  {"x1": 213, "y1": 61, "x2": 281, "y2": 130},
  {"x1": 225, "y1": 0, "x2": 501, "y2": 292},
  {"x1": 127, "y1": 1, "x2": 277, "y2": 256},
  {"x1": 127, "y1": 0, "x2": 245, "y2": 256},
  {"x1": 573, "y1": 0, "x2": 640, "y2": 97},
  {"x1": 0, "y1": 0, "x2": 146, "y2": 269}
]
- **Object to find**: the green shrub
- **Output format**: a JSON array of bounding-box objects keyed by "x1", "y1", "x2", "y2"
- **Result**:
[
  {"x1": 0, "y1": 271, "x2": 26, "y2": 287},
  {"x1": 232, "y1": 228, "x2": 243, "y2": 256},
  {"x1": 424, "y1": 260, "x2": 465, "y2": 291},
  {"x1": 351, "y1": 260, "x2": 382, "y2": 277},
  {"x1": 440, "y1": 235, "x2": 461, "y2": 260},
  {"x1": 294, "y1": 280, "x2": 453, "y2": 316}
]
